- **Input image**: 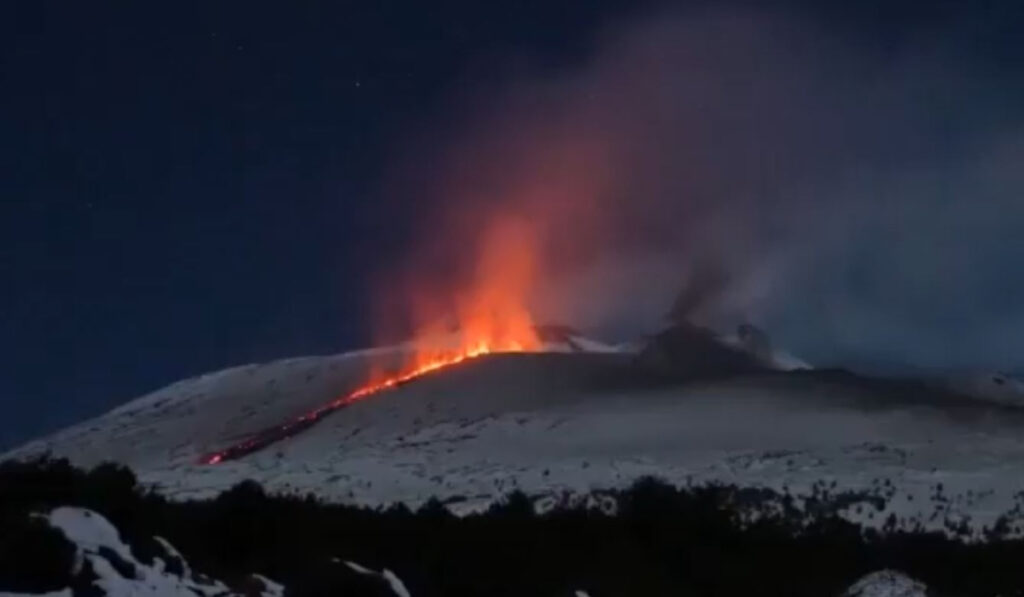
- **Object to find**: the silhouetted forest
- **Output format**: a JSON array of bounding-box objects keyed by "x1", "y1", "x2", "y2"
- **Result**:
[{"x1": 2, "y1": 457, "x2": 1024, "y2": 596}]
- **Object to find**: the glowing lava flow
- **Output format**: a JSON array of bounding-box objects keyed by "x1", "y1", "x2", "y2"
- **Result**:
[
  {"x1": 200, "y1": 215, "x2": 544, "y2": 465},
  {"x1": 201, "y1": 353, "x2": 488, "y2": 465},
  {"x1": 198, "y1": 346, "x2": 530, "y2": 465}
]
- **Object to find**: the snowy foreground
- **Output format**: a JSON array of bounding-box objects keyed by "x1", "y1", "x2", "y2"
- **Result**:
[
  {"x1": 0, "y1": 507, "x2": 923, "y2": 597},
  {"x1": 0, "y1": 507, "x2": 284, "y2": 597},
  {"x1": 6, "y1": 336, "x2": 1024, "y2": 538}
]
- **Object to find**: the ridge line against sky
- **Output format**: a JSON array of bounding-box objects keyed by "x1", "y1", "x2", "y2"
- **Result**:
[{"x1": 2, "y1": 0, "x2": 1023, "y2": 447}]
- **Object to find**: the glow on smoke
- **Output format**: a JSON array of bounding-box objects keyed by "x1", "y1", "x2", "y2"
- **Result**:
[{"x1": 201, "y1": 217, "x2": 541, "y2": 465}]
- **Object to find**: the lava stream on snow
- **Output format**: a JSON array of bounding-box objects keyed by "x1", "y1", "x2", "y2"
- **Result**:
[
  {"x1": 199, "y1": 347, "x2": 526, "y2": 465},
  {"x1": 199, "y1": 215, "x2": 546, "y2": 465}
]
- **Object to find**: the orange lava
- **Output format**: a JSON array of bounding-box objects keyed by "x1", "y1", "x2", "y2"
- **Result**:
[
  {"x1": 199, "y1": 215, "x2": 544, "y2": 465},
  {"x1": 359, "y1": 215, "x2": 542, "y2": 394},
  {"x1": 346, "y1": 216, "x2": 542, "y2": 399},
  {"x1": 347, "y1": 346, "x2": 502, "y2": 403}
]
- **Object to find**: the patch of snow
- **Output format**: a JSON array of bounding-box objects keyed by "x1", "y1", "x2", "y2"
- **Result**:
[
  {"x1": 718, "y1": 328, "x2": 811, "y2": 371},
  {"x1": 46, "y1": 507, "x2": 133, "y2": 573},
  {"x1": 566, "y1": 336, "x2": 623, "y2": 353},
  {"x1": 344, "y1": 561, "x2": 412, "y2": 597},
  {"x1": 250, "y1": 574, "x2": 285, "y2": 597},
  {"x1": 768, "y1": 350, "x2": 812, "y2": 371},
  {"x1": 152, "y1": 536, "x2": 189, "y2": 576},
  {"x1": 841, "y1": 570, "x2": 927, "y2": 597},
  {"x1": 946, "y1": 371, "x2": 1024, "y2": 407}
]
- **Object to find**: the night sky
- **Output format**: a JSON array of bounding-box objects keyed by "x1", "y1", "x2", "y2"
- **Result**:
[{"x1": 3, "y1": 1, "x2": 1023, "y2": 448}]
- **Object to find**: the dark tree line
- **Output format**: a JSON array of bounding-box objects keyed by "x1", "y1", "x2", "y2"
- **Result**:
[{"x1": 1, "y1": 457, "x2": 1023, "y2": 596}]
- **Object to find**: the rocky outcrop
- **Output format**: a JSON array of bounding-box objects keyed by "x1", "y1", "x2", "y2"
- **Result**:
[{"x1": 634, "y1": 322, "x2": 767, "y2": 381}]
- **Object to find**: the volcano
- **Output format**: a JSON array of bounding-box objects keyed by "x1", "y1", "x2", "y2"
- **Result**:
[{"x1": 6, "y1": 323, "x2": 1024, "y2": 538}]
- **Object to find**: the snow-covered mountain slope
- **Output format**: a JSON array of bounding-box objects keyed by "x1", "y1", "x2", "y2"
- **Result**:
[
  {"x1": 940, "y1": 370, "x2": 1024, "y2": 407},
  {"x1": 6, "y1": 336, "x2": 1024, "y2": 537}
]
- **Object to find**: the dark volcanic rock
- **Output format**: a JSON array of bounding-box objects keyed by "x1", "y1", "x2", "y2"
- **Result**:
[{"x1": 635, "y1": 322, "x2": 767, "y2": 382}]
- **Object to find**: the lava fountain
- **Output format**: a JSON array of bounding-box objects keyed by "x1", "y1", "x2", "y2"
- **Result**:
[{"x1": 200, "y1": 216, "x2": 543, "y2": 465}]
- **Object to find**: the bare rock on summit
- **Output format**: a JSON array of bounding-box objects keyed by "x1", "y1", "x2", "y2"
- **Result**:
[{"x1": 634, "y1": 322, "x2": 767, "y2": 381}]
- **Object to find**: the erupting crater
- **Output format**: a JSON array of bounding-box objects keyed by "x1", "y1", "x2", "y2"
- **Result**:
[{"x1": 200, "y1": 215, "x2": 545, "y2": 465}]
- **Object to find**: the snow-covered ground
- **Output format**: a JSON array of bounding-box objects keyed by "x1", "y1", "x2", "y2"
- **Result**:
[{"x1": 6, "y1": 336, "x2": 1024, "y2": 538}]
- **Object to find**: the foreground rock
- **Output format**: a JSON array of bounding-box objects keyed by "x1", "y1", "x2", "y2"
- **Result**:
[{"x1": 841, "y1": 570, "x2": 928, "y2": 597}]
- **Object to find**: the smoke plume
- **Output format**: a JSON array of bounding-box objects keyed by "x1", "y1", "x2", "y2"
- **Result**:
[{"x1": 385, "y1": 5, "x2": 1024, "y2": 372}]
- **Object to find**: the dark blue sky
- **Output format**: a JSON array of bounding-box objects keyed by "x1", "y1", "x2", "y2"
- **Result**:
[{"x1": 2, "y1": 0, "x2": 1022, "y2": 448}]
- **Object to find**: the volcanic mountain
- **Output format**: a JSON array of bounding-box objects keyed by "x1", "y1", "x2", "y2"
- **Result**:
[{"x1": 5, "y1": 323, "x2": 1024, "y2": 536}]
